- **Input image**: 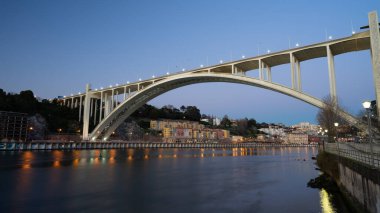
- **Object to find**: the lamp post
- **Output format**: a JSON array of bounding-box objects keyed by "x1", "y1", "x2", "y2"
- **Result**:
[
  {"x1": 27, "y1": 126, "x2": 34, "y2": 141},
  {"x1": 334, "y1": 122, "x2": 339, "y2": 156},
  {"x1": 362, "y1": 101, "x2": 374, "y2": 167}
]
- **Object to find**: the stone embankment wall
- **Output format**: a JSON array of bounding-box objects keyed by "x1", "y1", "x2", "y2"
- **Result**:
[{"x1": 318, "y1": 147, "x2": 380, "y2": 213}]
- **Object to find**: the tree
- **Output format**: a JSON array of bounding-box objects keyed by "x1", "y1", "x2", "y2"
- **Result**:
[
  {"x1": 180, "y1": 105, "x2": 186, "y2": 112},
  {"x1": 317, "y1": 96, "x2": 344, "y2": 142},
  {"x1": 220, "y1": 115, "x2": 232, "y2": 128},
  {"x1": 247, "y1": 118, "x2": 257, "y2": 128},
  {"x1": 184, "y1": 106, "x2": 201, "y2": 121}
]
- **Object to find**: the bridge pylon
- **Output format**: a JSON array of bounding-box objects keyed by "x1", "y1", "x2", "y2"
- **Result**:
[
  {"x1": 82, "y1": 84, "x2": 91, "y2": 141},
  {"x1": 369, "y1": 11, "x2": 380, "y2": 119}
]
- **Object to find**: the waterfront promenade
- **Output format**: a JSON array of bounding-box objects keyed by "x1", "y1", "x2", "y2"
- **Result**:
[
  {"x1": 0, "y1": 141, "x2": 316, "y2": 151},
  {"x1": 322, "y1": 142, "x2": 380, "y2": 169}
]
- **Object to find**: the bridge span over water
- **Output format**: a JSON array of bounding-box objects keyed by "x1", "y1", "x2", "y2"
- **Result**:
[{"x1": 61, "y1": 11, "x2": 380, "y2": 141}]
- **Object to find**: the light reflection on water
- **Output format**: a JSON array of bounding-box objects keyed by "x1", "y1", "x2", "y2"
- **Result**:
[
  {"x1": 2, "y1": 147, "x2": 319, "y2": 169},
  {"x1": 0, "y1": 146, "x2": 341, "y2": 213},
  {"x1": 320, "y1": 188, "x2": 337, "y2": 213}
]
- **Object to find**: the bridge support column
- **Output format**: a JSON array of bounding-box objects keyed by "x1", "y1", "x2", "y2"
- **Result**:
[
  {"x1": 70, "y1": 97, "x2": 74, "y2": 109},
  {"x1": 106, "y1": 95, "x2": 112, "y2": 116},
  {"x1": 296, "y1": 58, "x2": 301, "y2": 91},
  {"x1": 123, "y1": 86, "x2": 127, "y2": 101},
  {"x1": 290, "y1": 53, "x2": 296, "y2": 89},
  {"x1": 104, "y1": 93, "x2": 109, "y2": 116},
  {"x1": 82, "y1": 84, "x2": 91, "y2": 141},
  {"x1": 267, "y1": 65, "x2": 272, "y2": 82},
  {"x1": 79, "y1": 95, "x2": 82, "y2": 121},
  {"x1": 111, "y1": 89, "x2": 114, "y2": 111},
  {"x1": 90, "y1": 98, "x2": 93, "y2": 117},
  {"x1": 369, "y1": 11, "x2": 380, "y2": 118},
  {"x1": 327, "y1": 45, "x2": 337, "y2": 103},
  {"x1": 94, "y1": 99, "x2": 97, "y2": 125},
  {"x1": 259, "y1": 59, "x2": 264, "y2": 80},
  {"x1": 99, "y1": 91, "x2": 103, "y2": 123},
  {"x1": 115, "y1": 90, "x2": 119, "y2": 107}
]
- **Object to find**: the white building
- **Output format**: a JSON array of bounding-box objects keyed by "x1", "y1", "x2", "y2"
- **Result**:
[
  {"x1": 213, "y1": 118, "x2": 221, "y2": 126},
  {"x1": 259, "y1": 125, "x2": 287, "y2": 138},
  {"x1": 291, "y1": 122, "x2": 320, "y2": 135}
]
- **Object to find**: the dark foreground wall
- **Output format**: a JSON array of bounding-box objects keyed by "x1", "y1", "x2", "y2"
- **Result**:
[{"x1": 317, "y1": 150, "x2": 380, "y2": 213}]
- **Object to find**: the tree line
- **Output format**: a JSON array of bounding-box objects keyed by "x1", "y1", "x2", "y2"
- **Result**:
[
  {"x1": 1, "y1": 88, "x2": 266, "y2": 137},
  {"x1": 0, "y1": 89, "x2": 80, "y2": 134}
]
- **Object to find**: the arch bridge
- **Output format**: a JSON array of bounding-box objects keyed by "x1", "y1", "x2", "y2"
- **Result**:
[{"x1": 61, "y1": 11, "x2": 380, "y2": 141}]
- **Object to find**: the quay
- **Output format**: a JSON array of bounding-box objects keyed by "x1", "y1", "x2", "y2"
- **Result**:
[
  {"x1": 318, "y1": 142, "x2": 380, "y2": 213},
  {"x1": 0, "y1": 141, "x2": 317, "y2": 151}
]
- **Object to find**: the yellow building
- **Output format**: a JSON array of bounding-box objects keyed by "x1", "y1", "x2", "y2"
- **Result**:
[
  {"x1": 162, "y1": 127, "x2": 173, "y2": 138},
  {"x1": 151, "y1": 119, "x2": 230, "y2": 143},
  {"x1": 223, "y1": 130, "x2": 230, "y2": 138},
  {"x1": 232, "y1": 136, "x2": 244, "y2": 143},
  {"x1": 150, "y1": 119, "x2": 204, "y2": 131}
]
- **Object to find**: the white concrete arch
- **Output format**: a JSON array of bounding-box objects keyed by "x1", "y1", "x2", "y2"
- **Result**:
[{"x1": 89, "y1": 73, "x2": 359, "y2": 141}]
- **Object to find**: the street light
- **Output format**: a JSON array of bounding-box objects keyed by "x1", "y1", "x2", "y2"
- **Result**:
[
  {"x1": 362, "y1": 101, "x2": 375, "y2": 167},
  {"x1": 334, "y1": 122, "x2": 340, "y2": 156},
  {"x1": 334, "y1": 122, "x2": 339, "y2": 141}
]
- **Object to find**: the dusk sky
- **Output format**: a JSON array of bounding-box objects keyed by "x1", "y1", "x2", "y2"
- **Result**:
[{"x1": 1, "y1": 0, "x2": 379, "y2": 125}]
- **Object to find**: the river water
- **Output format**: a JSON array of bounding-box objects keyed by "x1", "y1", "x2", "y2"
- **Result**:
[{"x1": 0, "y1": 147, "x2": 341, "y2": 212}]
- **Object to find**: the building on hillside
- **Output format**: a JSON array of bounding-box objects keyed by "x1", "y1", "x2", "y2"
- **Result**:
[
  {"x1": 212, "y1": 117, "x2": 221, "y2": 126},
  {"x1": 291, "y1": 122, "x2": 320, "y2": 135},
  {"x1": 151, "y1": 119, "x2": 230, "y2": 143},
  {"x1": 286, "y1": 133, "x2": 309, "y2": 144},
  {"x1": 231, "y1": 136, "x2": 244, "y2": 143},
  {"x1": 256, "y1": 134, "x2": 266, "y2": 141},
  {"x1": 259, "y1": 124, "x2": 287, "y2": 138},
  {"x1": 0, "y1": 111, "x2": 28, "y2": 142},
  {"x1": 150, "y1": 119, "x2": 204, "y2": 131}
]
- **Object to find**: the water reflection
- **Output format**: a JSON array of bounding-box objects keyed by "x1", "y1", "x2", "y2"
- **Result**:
[
  {"x1": 320, "y1": 188, "x2": 337, "y2": 213},
  {"x1": 0, "y1": 147, "x2": 321, "y2": 170},
  {"x1": 0, "y1": 147, "x2": 344, "y2": 212}
]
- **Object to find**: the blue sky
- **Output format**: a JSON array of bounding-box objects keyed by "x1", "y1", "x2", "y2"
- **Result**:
[{"x1": 0, "y1": 0, "x2": 379, "y2": 125}]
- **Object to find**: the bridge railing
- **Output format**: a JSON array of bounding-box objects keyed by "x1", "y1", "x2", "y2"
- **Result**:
[{"x1": 323, "y1": 142, "x2": 380, "y2": 169}]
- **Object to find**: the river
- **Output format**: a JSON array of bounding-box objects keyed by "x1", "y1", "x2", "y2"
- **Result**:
[{"x1": 0, "y1": 147, "x2": 343, "y2": 212}]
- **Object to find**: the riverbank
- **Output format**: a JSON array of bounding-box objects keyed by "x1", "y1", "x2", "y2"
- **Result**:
[
  {"x1": 0, "y1": 141, "x2": 317, "y2": 151},
  {"x1": 317, "y1": 147, "x2": 380, "y2": 213}
]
